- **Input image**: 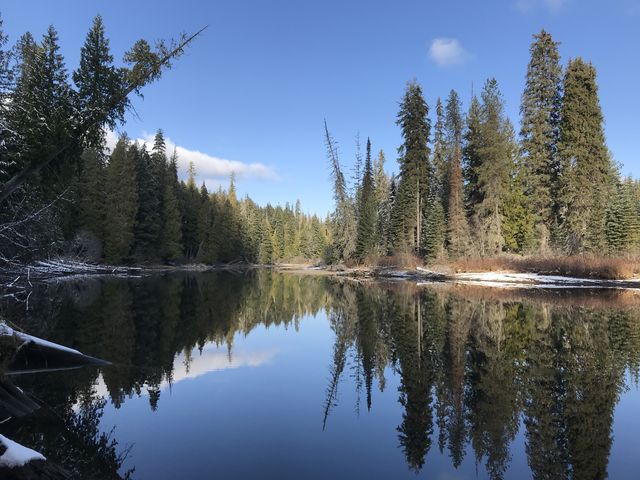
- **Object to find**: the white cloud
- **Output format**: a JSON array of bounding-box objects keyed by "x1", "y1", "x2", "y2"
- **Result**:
[
  {"x1": 515, "y1": 0, "x2": 570, "y2": 14},
  {"x1": 428, "y1": 38, "x2": 469, "y2": 67},
  {"x1": 105, "y1": 130, "x2": 277, "y2": 188}
]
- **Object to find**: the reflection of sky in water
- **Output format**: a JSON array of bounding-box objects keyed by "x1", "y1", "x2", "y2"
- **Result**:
[
  {"x1": 90, "y1": 344, "x2": 279, "y2": 400},
  {"x1": 95, "y1": 309, "x2": 640, "y2": 480}
]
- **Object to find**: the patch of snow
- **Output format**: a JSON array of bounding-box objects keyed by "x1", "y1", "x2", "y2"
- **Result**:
[
  {"x1": 0, "y1": 323, "x2": 81, "y2": 355},
  {"x1": 0, "y1": 434, "x2": 46, "y2": 468},
  {"x1": 451, "y1": 271, "x2": 640, "y2": 287}
]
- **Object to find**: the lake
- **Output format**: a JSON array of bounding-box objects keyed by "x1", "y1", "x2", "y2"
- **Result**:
[{"x1": 2, "y1": 270, "x2": 640, "y2": 479}]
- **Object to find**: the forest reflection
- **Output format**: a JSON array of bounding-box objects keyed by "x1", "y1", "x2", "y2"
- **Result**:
[{"x1": 3, "y1": 271, "x2": 640, "y2": 479}]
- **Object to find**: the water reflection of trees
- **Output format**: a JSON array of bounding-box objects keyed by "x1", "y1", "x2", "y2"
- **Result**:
[
  {"x1": 325, "y1": 282, "x2": 640, "y2": 479},
  {"x1": 3, "y1": 273, "x2": 640, "y2": 479}
]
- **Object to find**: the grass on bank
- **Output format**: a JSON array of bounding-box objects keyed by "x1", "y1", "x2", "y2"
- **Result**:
[{"x1": 351, "y1": 254, "x2": 640, "y2": 280}]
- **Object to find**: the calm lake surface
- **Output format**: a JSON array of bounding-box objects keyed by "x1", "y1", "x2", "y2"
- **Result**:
[{"x1": 2, "y1": 270, "x2": 640, "y2": 479}]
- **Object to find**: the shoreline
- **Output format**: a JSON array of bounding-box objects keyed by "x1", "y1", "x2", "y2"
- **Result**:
[{"x1": 2, "y1": 259, "x2": 640, "y2": 290}]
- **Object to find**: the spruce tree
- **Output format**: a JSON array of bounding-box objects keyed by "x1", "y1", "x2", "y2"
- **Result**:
[
  {"x1": 472, "y1": 79, "x2": 514, "y2": 256},
  {"x1": 390, "y1": 80, "x2": 431, "y2": 253},
  {"x1": 324, "y1": 122, "x2": 356, "y2": 262},
  {"x1": 133, "y1": 144, "x2": 161, "y2": 260},
  {"x1": 355, "y1": 138, "x2": 377, "y2": 260},
  {"x1": 520, "y1": 30, "x2": 562, "y2": 249},
  {"x1": 73, "y1": 15, "x2": 125, "y2": 156},
  {"x1": 159, "y1": 149, "x2": 183, "y2": 260},
  {"x1": 444, "y1": 90, "x2": 471, "y2": 258},
  {"x1": 423, "y1": 194, "x2": 446, "y2": 260},
  {"x1": 432, "y1": 97, "x2": 447, "y2": 207},
  {"x1": 8, "y1": 26, "x2": 75, "y2": 196},
  {"x1": 104, "y1": 135, "x2": 137, "y2": 263},
  {"x1": 180, "y1": 162, "x2": 200, "y2": 258},
  {"x1": 556, "y1": 58, "x2": 614, "y2": 253},
  {"x1": 76, "y1": 148, "x2": 104, "y2": 239},
  {"x1": 373, "y1": 150, "x2": 391, "y2": 254},
  {"x1": 463, "y1": 95, "x2": 483, "y2": 210}
]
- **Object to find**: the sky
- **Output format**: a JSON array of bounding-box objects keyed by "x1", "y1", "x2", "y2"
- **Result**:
[{"x1": 2, "y1": 0, "x2": 640, "y2": 215}]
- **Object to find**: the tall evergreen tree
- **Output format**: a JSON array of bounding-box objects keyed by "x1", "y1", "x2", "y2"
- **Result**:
[
  {"x1": 180, "y1": 161, "x2": 200, "y2": 258},
  {"x1": 432, "y1": 97, "x2": 447, "y2": 206},
  {"x1": 8, "y1": 26, "x2": 75, "y2": 196},
  {"x1": 76, "y1": 148, "x2": 104, "y2": 239},
  {"x1": 356, "y1": 138, "x2": 377, "y2": 260},
  {"x1": 556, "y1": 58, "x2": 614, "y2": 253},
  {"x1": 103, "y1": 135, "x2": 137, "y2": 263},
  {"x1": 160, "y1": 148, "x2": 183, "y2": 260},
  {"x1": 520, "y1": 30, "x2": 562, "y2": 249},
  {"x1": 472, "y1": 79, "x2": 515, "y2": 256},
  {"x1": 373, "y1": 150, "x2": 391, "y2": 254},
  {"x1": 390, "y1": 81, "x2": 431, "y2": 253},
  {"x1": 444, "y1": 90, "x2": 471, "y2": 258},
  {"x1": 73, "y1": 15, "x2": 125, "y2": 156},
  {"x1": 324, "y1": 121, "x2": 356, "y2": 262},
  {"x1": 133, "y1": 144, "x2": 161, "y2": 259},
  {"x1": 463, "y1": 95, "x2": 483, "y2": 210}
]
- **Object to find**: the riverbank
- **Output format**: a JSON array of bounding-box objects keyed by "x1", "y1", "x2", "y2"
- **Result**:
[{"x1": 2, "y1": 256, "x2": 640, "y2": 290}]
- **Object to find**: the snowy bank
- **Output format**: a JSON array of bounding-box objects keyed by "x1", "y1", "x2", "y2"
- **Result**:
[{"x1": 0, "y1": 435, "x2": 45, "y2": 468}]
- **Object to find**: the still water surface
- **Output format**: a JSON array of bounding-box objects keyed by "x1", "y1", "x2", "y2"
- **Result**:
[{"x1": 2, "y1": 271, "x2": 640, "y2": 479}]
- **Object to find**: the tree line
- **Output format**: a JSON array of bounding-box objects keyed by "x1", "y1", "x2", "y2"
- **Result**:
[
  {"x1": 0, "y1": 13, "x2": 327, "y2": 265},
  {"x1": 326, "y1": 30, "x2": 640, "y2": 263}
]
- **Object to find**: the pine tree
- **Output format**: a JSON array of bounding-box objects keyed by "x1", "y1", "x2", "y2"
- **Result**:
[
  {"x1": 258, "y1": 216, "x2": 274, "y2": 264},
  {"x1": 373, "y1": 150, "x2": 391, "y2": 254},
  {"x1": 133, "y1": 143, "x2": 161, "y2": 260},
  {"x1": 556, "y1": 58, "x2": 614, "y2": 253},
  {"x1": 103, "y1": 135, "x2": 137, "y2": 263},
  {"x1": 423, "y1": 194, "x2": 445, "y2": 260},
  {"x1": 444, "y1": 90, "x2": 471, "y2": 258},
  {"x1": 472, "y1": 79, "x2": 514, "y2": 256},
  {"x1": 180, "y1": 162, "x2": 200, "y2": 258},
  {"x1": 520, "y1": 30, "x2": 562, "y2": 249},
  {"x1": 606, "y1": 179, "x2": 640, "y2": 253},
  {"x1": 356, "y1": 138, "x2": 377, "y2": 260},
  {"x1": 463, "y1": 95, "x2": 483, "y2": 210},
  {"x1": 324, "y1": 121, "x2": 356, "y2": 262},
  {"x1": 432, "y1": 97, "x2": 447, "y2": 207},
  {"x1": 76, "y1": 148, "x2": 104, "y2": 238},
  {"x1": 390, "y1": 80, "x2": 431, "y2": 253},
  {"x1": 159, "y1": 149, "x2": 183, "y2": 260},
  {"x1": 8, "y1": 26, "x2": 76, "y2": 196},
  {"x1": 73, "y1": 15, "x2": 125, "y2": 156},
  {"x1": 503, "y1": 157, "x2": 536, "y2": 252}
]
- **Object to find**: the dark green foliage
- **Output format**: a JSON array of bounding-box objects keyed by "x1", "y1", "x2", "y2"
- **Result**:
[
  {"x1": 73, "y1": 15, "x2": 126, "y2": 155},
  {"x1": 77, "y1": 148, "x2": 105, "y2": 238},
  {"x1": 356, "y1": 139, "x2": 377, "y2": 260},
  {"x1": 373, "y1": 150, "x2": 391, "y2": 254},
  {"x1": 444, "y1": 90, "x2": 471, "y2": 258},
  {"x1": 471, "y1": 79, "x2": 517, "y2": 256},
  {"x1": 325, "y1": 121, "x2": 356, "y2": 262},
  {"x1": 159, "y1": 148, "x2": 183, "y2": 260},
  {"x1": 606, "y1": 179, "x2": 640, "y2": 253},
  {"x1": 556, "y1": 58, "x2": 614, "y2": 253},
  {"x1": 520, "y1": 30, "x2": 562, "y2": 248},
  {"x1": 7, "y1": 26, "x2": 76, "y2": 197},
  {"x1": 103, "y1": 135, "x2": 137, "y2": 263},
  {"x1": 423, "y1": 194, "x2": 445, "y2": 260},
  {"x1": 390, "y1": 81, "x2": 431, "y2": 252},
  {"x1": 133, "y1": 144, "x2": 161, "y2": 260}
]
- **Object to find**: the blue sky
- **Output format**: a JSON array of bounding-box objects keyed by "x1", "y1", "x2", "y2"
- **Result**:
[{"x1": 2, "y1": 0, "x2": 639, "y2": 215}]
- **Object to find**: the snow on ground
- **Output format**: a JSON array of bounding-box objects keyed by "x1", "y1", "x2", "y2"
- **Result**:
[
  {"x1": 428, "y1": 271, "x2": 640, "y2": 289},
  {"x1": 0, "y1": 434, "x2": 45, "y2": 468},
  {"x1": 0, "y1": 323, "x2": 81, "y2": 355}
]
